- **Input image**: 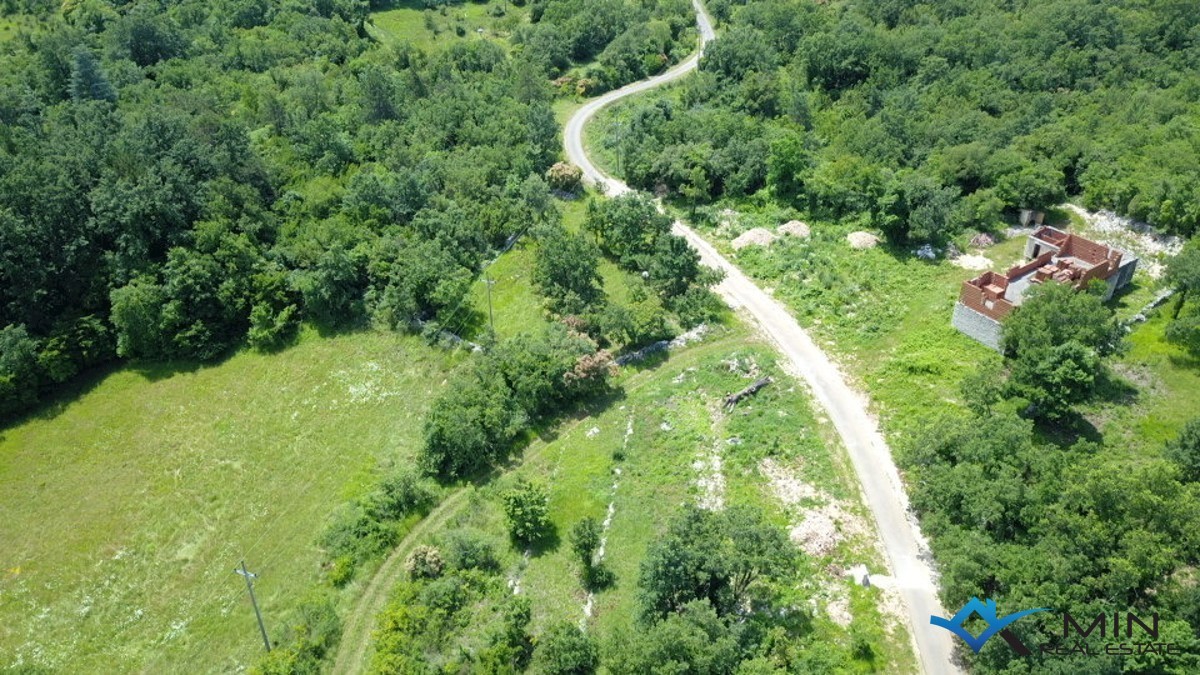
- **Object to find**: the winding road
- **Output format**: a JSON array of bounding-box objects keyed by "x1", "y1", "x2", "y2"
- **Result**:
[{"x1": 563, "y1": 2, "x2": 959, "y2": 673}]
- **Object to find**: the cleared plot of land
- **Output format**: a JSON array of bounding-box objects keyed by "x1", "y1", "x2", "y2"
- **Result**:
[
  {"x1": 0, "y1": 330, "x2": 456, "y2": 672},
  {"x1": 363, "y1": 323, "x2": 918, "y2": 671},
  {"x1": 678, "y1": 198, "x2": 1194, "y2": 458},
  {"x1": 369, "y1": 0, "x2": 526, "y2": 51}
]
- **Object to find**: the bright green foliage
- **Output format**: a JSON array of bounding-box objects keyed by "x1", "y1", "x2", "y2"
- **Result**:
[
  {"x1": 639, "y1": 505, "x2": 796, "y2": 619},
  {"x1": 501, "y1": 478, "x2": 551, "y2": 544},
  {"x1": 532, "y1": 621, "x2": 599, "y2": 675},
  {"x1": 1002, "y1": 281, "x2": 1122, "y2": 358},
  {"x1": 1167, "y1": 418, "x2": 1200, "y2": 483}
]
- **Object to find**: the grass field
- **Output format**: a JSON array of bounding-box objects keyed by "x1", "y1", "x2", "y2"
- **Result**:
[
  {"x1": 1084, "y1": 310, "x2": 1200, "y2": 459},
  {"x1": 0, "y1": 329, "x2": 458, "y2": 672},
  {"x1": 366, "y1": 322, "x2": 918, "y2": 671},
  {"x1": 368, "y1": 0, "x2": 526, "y2": 52}
]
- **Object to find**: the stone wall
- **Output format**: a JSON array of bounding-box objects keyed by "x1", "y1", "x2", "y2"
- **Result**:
[{"x1": 952, "y1": 302, "x2": 1004, "y2": 352}]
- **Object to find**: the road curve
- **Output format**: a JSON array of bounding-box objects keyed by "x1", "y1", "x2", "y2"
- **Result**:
[{"x1": 562, "y1": 3, "x2": 959, "y2": 673}]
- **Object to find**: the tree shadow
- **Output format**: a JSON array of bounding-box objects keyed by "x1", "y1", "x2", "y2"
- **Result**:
[
  {"x1": 525, "y1": 524, "x2": 561, "y2": 558},
  {"x1": 1169, "y1": 352, "x2": 1200, "y2": 372},
  {"x1": 1033, "y1": 413, "x2": 1104, "y2": 449},
  {"x1": 1094, "y1": 367, "x2": 1139, "y2": 406},
  {"x1": 0, "y1": 360, "x2": 121, "y2": 430}
]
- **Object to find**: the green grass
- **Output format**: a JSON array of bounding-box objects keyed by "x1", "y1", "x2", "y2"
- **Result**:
[
  {"x1": 0, "y1": 329, "x2": 458, "y2": 672},
  {"x1": 1081, "y1": 310, "x2": 1200, "y2": 459},
  {"x1": 463, "y1": 195, "x2": 640, "y2": 341},
  {"x1": 371, "y1": 320, "x2": 918, "y2": 671},
  {"x1": 368, "y1": 0, "x2": 527, "y2": 52}
]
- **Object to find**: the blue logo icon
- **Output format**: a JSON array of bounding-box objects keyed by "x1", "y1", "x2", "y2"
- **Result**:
[{"x1": 931, "y1": 597, "x2": 1049, "y2": 655}]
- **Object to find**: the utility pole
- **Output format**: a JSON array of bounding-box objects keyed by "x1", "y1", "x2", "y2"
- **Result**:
[
  {"x1": 235, "y1": 560, "x2": 271, "y2": 653},
  {"x1": 485, "y1": 274, "x2": 495, "y2": 335}
]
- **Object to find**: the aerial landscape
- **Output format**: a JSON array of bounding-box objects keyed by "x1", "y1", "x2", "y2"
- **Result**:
[{"x1": 1, "y1": 0, "x2": 1199, "y2": 673}]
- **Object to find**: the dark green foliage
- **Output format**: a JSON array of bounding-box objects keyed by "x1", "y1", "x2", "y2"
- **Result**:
[
  {"x1": 0, "y1": 0, "x2": 586, "y2": 418},
  {"x1": 1166, "y1": 238, "x2": 1200, "y2": 355},
  {"x1": 501, "y1": 478, "x2": 551, "y2": 544},
  {"x1": 533, "y1": 224, "x2": 605, "y2": 316},
  {"x1": 320, "y1": 502, "x2": 399, "y2": 579},
  {"x1": 532, "y1": 621, "x2": 599, "y2": 675},
  {"x1": 569, "y1": 516, "x2": 601, "y2": 567},
  {"x1": 442, "y1": 528, "x2": 501, "y2": 573},
  {"x1": 1010, "y1": 341, "x2": 1100, "y2": 421},
  {"x1": 421, "y1": 326, "x2": 613, "y2": 479},
  {"x1": 601, "y1": 0, "x2": 1200, "y2": 244},
  {"x1": 1168, "y1": 419, "x2": 1200, "y2": 483},
  {"x1": 605, "y1": 600, "x2": 742, "y2": 675},
  {"x1": 639, "y1": 505, "x2": 796, "y2": 620},
  {"x1": 0, "y1": 325, "x2": 40, "y2": 417},
  {"x1": 584, "y1": 194, "x2": 706, "y2": 303},
  {"x1": 68, "y1": 47, "x2": 115, "y2": 102},
  {"x1": 422, "y1": 362, "x2": 527, "y2": 478}
]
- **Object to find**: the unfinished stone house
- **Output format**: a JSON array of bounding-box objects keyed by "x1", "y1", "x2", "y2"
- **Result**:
[{"x1": 952, "y1": 226, "x2": 1138, "y2": 350}]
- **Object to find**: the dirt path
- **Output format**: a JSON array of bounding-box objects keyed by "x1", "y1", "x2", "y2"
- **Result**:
[
  {"x1": 331, "y1": 488, "x2": 470, "y2": 675},
  {"x1": 563, "y1": 3, "x2": 958, "y2": 672}
]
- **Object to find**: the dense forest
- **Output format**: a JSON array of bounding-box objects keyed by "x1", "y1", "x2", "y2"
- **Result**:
[
  {"x1": 0, "y1": 0, "x2": 699, "y2": 418},
  {"x1": 601, "y1": 0, "x2": 1200, "y2": 245},
  {"x1": 594, "y1": 0, "x2": 1200, "y2": 672}
]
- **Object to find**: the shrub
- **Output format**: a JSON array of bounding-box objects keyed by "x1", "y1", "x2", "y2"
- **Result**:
[
  {"x1": 545, "y1": 162, "x2": 583, "y2": 193},
  {"x1": 534, "y1": 622, "x2": 598, "y2": 675},
  {"x1": 501, "y1": 479, "x2": 551, "y2": 544},
  {"x1": 442, "y1": 528, "x2": 500, "y2": 572},
  {"x1": 404, "y1": 545, "x2": 445, "y2": 580}
]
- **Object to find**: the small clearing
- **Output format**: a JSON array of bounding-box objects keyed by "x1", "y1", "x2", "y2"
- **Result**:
[
  {"x1": 1062, "y1": 204, "x2": 1183, "y2": 279},
  {"x1": 951, "y1": 253, "x2": 993, "y2": 270}
]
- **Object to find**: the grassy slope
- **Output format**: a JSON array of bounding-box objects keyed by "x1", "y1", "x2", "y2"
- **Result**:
[
  {"x1": 368, "y1": 323, "x2": 917, "y2": 671},
  {"x1": 0, "y1": 329, "x2": 457, "y2": 672}
]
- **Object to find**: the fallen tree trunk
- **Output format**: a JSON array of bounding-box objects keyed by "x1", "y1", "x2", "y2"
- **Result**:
[{"x1": 723, "y1": 377, "x2": 772, "y2": 412}]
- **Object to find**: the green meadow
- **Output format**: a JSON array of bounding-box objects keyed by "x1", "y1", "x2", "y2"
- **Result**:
[{"x1": 0, "y1": 329, "x2": 457, "y2": 671}]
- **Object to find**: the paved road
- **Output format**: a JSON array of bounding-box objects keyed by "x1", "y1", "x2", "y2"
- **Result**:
[{"x1": 563, "y1": 3, "x2": 959, "y2": 673}]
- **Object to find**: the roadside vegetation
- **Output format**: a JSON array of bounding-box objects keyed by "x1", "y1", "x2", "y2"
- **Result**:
[{"x1": 592, "y1": 0, "x2": 1200, "y2": 671}]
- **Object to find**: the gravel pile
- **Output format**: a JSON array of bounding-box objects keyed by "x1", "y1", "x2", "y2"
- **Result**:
[
  {"x1": 731, "y1": 227, "x2": 778, "y2": 250},
  {"x1": 846, "y1": 231, "x2": 879, "y2": 249},
  {"x1": 777, "y1": 220, "x2": 811, "y2": 238}
]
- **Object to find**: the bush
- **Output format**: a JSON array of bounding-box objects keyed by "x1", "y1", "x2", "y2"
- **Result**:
[
  {"x1": 442, "y1": 528, "x2": 500, "y2": 572},
  {"x1": 545, "y1": 162, "x2": 583, "y2": 193},
  {"x1": 533, "y1": 621, "x2": 599, "y2": 675},
  {"x1": 404, "y1": 545, "x2": 445, "y2": 580},
  {"x1": 368, "y1": 467, "x2": 438, "y2": 520},
  {"x1": 251, "y1": 592, "x2": 341, "y2": 675},
  {"x1": 502, "y1": 479, "x2": 551, "y2": 544},
  {"x1": 320, "y1": 503, "x2": 397, "y2": 572}
]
